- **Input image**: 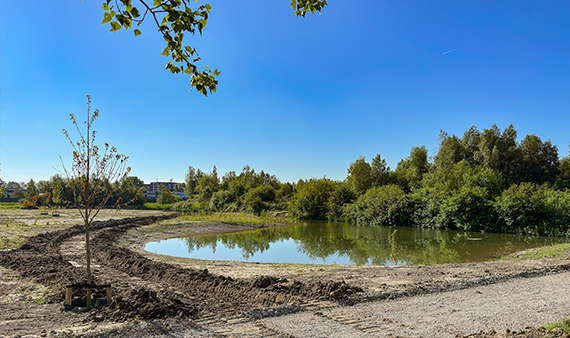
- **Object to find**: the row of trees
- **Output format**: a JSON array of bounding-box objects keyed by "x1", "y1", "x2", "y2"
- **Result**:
[
  {"x1": 0, "y1": 175, "x2": 146, "y2": 207},
  {"x1": 171, "y1": 165, "x2": 294, "y2": 214},
  {"x1": 287, "y1": 125, "x2": 570, "y2": 236}
]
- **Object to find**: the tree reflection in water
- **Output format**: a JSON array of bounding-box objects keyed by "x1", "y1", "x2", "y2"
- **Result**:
[{"x1": 164, "y1": 221, "x2": 568, "y2": 265}]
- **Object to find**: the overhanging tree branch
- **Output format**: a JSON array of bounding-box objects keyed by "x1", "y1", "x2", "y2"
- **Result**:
[{"x1": 95, "y1": 0, "x2": 327, "y2": 96}]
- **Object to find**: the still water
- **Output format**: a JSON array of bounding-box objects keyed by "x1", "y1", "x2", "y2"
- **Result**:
[{"x1": 145, "y1": 221, "x2": 569, "y2": 265}]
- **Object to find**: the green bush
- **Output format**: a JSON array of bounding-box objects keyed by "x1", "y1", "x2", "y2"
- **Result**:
[
  {"x1": 288, "y1": 178, "x2": 336, "y2": 220},
  {"x1": 209, "y1": 190, "x2": 238, "y2": 211},
  {"x1": 171, "y1": 199, "x2": 209, "y2": 212},
  {"x1": 439, "y1": 186, "x2": 494, "y2": 232},
  {"x1": 326, "y1": 182, "x2": 356, "y2": 221},
  {"x1": 143, "y1": 203, "x2": 173, "y2": 210},
  {"x1": 344, "y1": 184, "x2": 418, "y2": 227},
  {"x1": 493, "y1": 182, "x2": 566, "y2": 235},
  {"x1": 156, "y1": 186, "x2": 181, "y2": 205}
]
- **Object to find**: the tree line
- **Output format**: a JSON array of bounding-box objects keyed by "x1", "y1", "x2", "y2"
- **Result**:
[
  {"x1": 290, "y1": 124, "x2": 570, "y2": 237},
  {"x1": 0, "y1": 175, "x2": 146, "y2": 207},
  {"x1": 4, "y1": 124, "x2": 570, "y2": 236}
]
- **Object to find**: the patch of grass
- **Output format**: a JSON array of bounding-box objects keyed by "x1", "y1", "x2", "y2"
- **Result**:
[
  {"x1": 0, "y1": 235, "x2": 26, "y2": 252},
  {"x1": 143, "y1": 203, "x2": 172, "y2": 210},
  {"x1": 0, "y1": 202, "x2": 22, "y2": 209},
  {"x1": 508, "y1": 243, "x2": 570, "y2": 260},
  {"x1": 178, "y1": 212, "x2": 287, "y2": 226},
  {"x1": 22, "y1": 283, "x2": 64, "y2": 304},
  {"x1": 544, "y1": 316, "x2": 570, "y2": 333}
]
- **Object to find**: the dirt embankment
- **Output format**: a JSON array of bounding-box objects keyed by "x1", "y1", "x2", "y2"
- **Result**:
[
  {"x1": 0, "y1": 215, "x2": 360, "y2": 324},
  {"x1": 1, "y1": 214, "x2": 570, "y2": 337}
]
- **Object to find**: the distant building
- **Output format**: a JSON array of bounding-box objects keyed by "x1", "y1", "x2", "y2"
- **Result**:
[
  {"x1": 5, "y1": 188, "x2": 26, "y2": 198},
  {"x1": 146, "y1": 181, "x2": 176, "y2": 194},
  {"x1": 144, "y1": 181, "x2": 188, "y2": 200}
]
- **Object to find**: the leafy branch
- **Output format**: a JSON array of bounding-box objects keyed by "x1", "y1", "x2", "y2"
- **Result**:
[{"x1": 95, "y1": 0, "x2": 327, "y2": 96}]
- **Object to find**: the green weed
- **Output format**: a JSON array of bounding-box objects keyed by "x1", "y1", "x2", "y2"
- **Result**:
[{"x1": 544, "y1": 316, "x2": 570, "y2": 333}]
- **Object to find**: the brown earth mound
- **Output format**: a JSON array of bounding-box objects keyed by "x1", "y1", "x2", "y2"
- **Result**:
[{"x1": 0, "y1": 214, "x2": 362, "y2": 323}]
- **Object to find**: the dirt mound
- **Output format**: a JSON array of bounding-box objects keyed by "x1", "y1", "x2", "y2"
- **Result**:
[
  {"x1": 90, "y1": 218, "x2": 363, "y2": 319},
  {"x1": 459, "y1": 327, "x2": 570, "y2": 338},
  {"x1": 0, "y1": 214, "x2": 364, "y2": 323}
]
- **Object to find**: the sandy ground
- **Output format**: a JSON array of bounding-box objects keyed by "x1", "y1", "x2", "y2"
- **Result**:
[{"x1": 1, "y1": 209, "x2": 570, "y2": 337}]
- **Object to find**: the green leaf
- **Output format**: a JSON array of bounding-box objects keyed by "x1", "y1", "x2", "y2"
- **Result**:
[
  {"x1": 131, "y1": 7, "x2": 140, "y2": 18},
  {"x1": 134, "y1": 29, "x2": 141, "y2": 37},
  {"x1": 153, "y1": 0, "x2": 162, "y2": 6},
  {"x1": 205, "y1": 3, "x2": 212, "y2": 11},
  {"x1": 110, "y1": 21, "x2": 121, "y2": 32},
  {"x1": 160, "y1": 47, "x2": 170, "y2": 57},
  {"x1": 101, "y1": 3, "x2": 110, "y2": 10},
  {"x1": 102, "y1": 12, "x2": 113, "y2": 24}
]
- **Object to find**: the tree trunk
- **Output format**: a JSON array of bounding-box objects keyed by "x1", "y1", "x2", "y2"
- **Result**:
[{"x1": 85, "y1": 217, "x2": 92, "y2": 309}]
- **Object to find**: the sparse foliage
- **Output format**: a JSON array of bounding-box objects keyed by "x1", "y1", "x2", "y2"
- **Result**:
[{"x1": 60, "y1": 95, "x2": 130, "y2": 308}]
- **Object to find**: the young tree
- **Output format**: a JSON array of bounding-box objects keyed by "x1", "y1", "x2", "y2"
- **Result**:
[
  {"x1": 60, "y1": 95, "x2": 130, "y2": 308},
  {"x1": 95, "y1": 0, "x2": 328, "y2": 95},
  {"x1": 184, "y1": 165, "x2": 199, "y2": 196},
  {"x1": 24, "y1": 179, "x2": 38, "y2": 200},
  {"x1": 370, "y1": 154, "x2": 390, "y2": 187},
  {"x1": 156, "y1": 185, "x2": 181, "y2": 204},
  {"x1": 346, "y1": 156, "x2": 372, "y2": 195}
]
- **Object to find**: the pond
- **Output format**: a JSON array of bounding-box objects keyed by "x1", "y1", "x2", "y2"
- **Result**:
[{"x1": 145, "y1": 221, "x2": 569, "y2": 265}]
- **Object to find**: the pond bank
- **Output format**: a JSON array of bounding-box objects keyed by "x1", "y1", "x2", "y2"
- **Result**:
[{"x1": 124, "y1": 218, "x2": 570, "y2": 303}]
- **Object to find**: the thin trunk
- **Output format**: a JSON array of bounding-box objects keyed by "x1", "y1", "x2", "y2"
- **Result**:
[
  {"x1": 85, "y1": 106, "x2": 92, "y2": 309},
  {"x1": 85, "y1": 216, "x2": 92, "y2": 309}
]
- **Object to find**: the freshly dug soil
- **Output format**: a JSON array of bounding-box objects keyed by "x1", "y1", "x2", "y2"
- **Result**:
[
  {"x1": 0, "y1": 214, "x2": 360, "y2": 326},
  {"x1": 1, "y1": 213, "x2": 570, "y2": 337}
]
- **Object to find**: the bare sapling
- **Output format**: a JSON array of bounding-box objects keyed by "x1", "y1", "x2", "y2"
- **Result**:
[{"x1": 60, "y1": 95, "x2": 130, "y2": 308}]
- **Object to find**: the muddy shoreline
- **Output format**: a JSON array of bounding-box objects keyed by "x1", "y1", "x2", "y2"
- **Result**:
[
  {"x1": 125, "y1": 217, "x2": 570, "y2": 301},
  {"x1": 1, "y1": 212, "x2": 570, "y2": 337}
]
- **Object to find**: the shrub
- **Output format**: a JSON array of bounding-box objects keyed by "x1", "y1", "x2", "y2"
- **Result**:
[
  {"x1": 171, "y1": 200, "x2": 196, "y2": 211},
  {"x1": 288, "y1": 178, "x2": 337, "y2": 220},
  {"x1": 143, "y1": 203, "x2": 173, "y2": 210},
  {"x1": 156, "y1": 186, "x2": 181, "y2": 205},
  {"x1": 493, "y1": 182, "x2": 556, "y2": 235},
  {"x1": 439, "y1": 186, "x2": 494, "y2": 232},
  {"x1": 344, "y1": 184, "x2": 418, "y2": 227},
  {"x1": 326, "y1": 182, "x2": 356, "y2": 221},
  {"x1": 209, "y1": 190, "x2": 237, "y2": 211}
]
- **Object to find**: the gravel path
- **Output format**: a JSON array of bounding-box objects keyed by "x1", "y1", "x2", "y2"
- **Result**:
[{"x1": 258, "y1": 271, "x2": 570, "y2": 337}]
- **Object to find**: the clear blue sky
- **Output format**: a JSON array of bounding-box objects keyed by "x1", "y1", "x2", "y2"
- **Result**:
[{"x1": 1, "y1": 1, "x2": 569, "y2": 184}]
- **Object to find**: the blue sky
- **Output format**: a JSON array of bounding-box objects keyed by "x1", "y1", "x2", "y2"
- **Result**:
[{"x1": 1, "y1": 1, "x2": 569, "y2": 184}]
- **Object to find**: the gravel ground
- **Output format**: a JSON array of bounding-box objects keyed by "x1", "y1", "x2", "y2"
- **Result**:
[{"x1": 259, "y1": 271, "x2": 570, "y2": 337}]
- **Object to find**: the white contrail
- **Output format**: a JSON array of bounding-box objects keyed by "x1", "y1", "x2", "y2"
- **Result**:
[{"x1": 442, "y1": 49, "x2": 457, "y2": 55}]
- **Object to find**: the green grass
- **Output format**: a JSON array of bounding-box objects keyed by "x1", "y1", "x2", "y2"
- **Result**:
[
  {"x1": 0, "y1": 202, "x2": 22, "y2": 209},
  {"x1": 178, "y1": 212, "x2": 287, "y2": 226},
  {"x1": 143, "y1": 203, "x2": 172, "y2": 210},
  {"x1": 544, "y1": 316, "x2": 570, "y2": 333},
  {"x1": 508, "y1": 243, "x2": 570, "y2": 260},
  {"x1": 0, "y1": 235, "x2": 26, "y2": 251}
]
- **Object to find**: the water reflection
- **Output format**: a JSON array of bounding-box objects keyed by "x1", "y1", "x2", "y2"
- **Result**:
[{"x1": 145, "y1": 221, "x2": 568, "y2": 265}]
